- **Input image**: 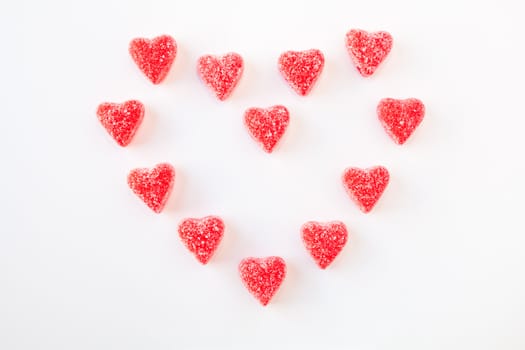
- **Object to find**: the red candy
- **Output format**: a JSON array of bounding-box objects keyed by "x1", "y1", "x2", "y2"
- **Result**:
[
  {"x1": 244, "y1": 105, "x2": 289, "y2": 153},
  {"x1": 96, "y1": 100, "x2": 144, "y2": 147},
  {"x1": 197, "y1": 52, "x2": 244, "y2": 100},
  {"x1": 342, "y1": 166, "x2": 390, "y2": 213},
  {"x1": 278, "y1": 49, "x2": 324, "y2": 96},
  {"x1": 127, "y1": 163, "x2": 175, "y2": 213},
  {"x1": 129, "y1": 35, "x2": 177, "y2": 84},
  {"x1": 377, "y1": 98, "x2": 425, "y2": 145},
  {"x1": 178, "y1": 216, "x2": 224, "y2": 264},
  {"x1": 301, "y1": 221, "x2": 348, "y2": 269},
  {"x1": 239, "y1": 256, "x2": 286, "y2": 306},
  {"x1": 345, "y1": 29, "x2": 393, "y2": 77}
]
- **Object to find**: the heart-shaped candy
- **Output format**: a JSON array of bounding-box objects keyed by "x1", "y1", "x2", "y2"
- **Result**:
[
  {"x1": 278, "y1": 49, "x2": 324, "y2": 96},
  {"x1": 178, "y1": 216, "x2": 224, "y2": 264},
  {"x1": 342, "y1": 166, "x2": 390, "y2": 213},
  {"x1": 244, "y1": 105, "x2": 289, "y2": 153},
  {"x1": 127, "y1": 163, "x2": 175, "y2": 213},
  {"x1": 377, "y1": 98, "x2": 425, "y2": 145},
  {"x1": 96, "y1": 100, "x2": 144, "y2": 147},
  {"x1": 239, "y1": 256, "x2": 286, "y2": 306},
  {"x1": 197, "y1": 52, "x2": 244, "y2": 100},
  {"x1": 345, "y1": 29, "x2": 393, "y2": 77},
  {"x1": 129, "y1": 35, "x2": 177, "y2": 84},
  {"x1": 301, "y1": 221, "x2": 348, "y2": 269}
]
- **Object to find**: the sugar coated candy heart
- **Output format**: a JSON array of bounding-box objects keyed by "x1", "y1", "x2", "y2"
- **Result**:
[
  {"x1": 342, "y1": 166, "x2": 390, "y2": 213},
  {"x1": 239, "y1": 256, "x2": 286, "y2": 306},
  {"x1": 345, "y1": 29, "x2": 393, "y2": 77},
  {"x1": 96, "y1": 100, "x2": 144, "y2": 147},
  {"x1": 278, "y1": 49, "x2": 324, "y2": 96},
  {"x1": 197, "y1": 52, "x2": 244, "y2": 100},
  {"x1": 129, "y1": 35, "x2": 177, "y2": 84},
  {"x1": 301, "y1": 221, "x2": 348, "y2": 269},
  {"x1": 127, "y1": 163, "x2": 175, "y2": 213},
  {"x1": 244, "y1": 105, "x2": 289, "y2": 153},
  {"x1": 377, "y1": 98, "x2": 425, "y2": 145},
  {"x1": 178, "y1": 216, "x2": 225, "y2": 264}
]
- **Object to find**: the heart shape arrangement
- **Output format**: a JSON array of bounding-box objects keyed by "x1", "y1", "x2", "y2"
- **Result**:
[
  {"x1": 377, "y1": 98, "x2": 426, "y2": 144},
  {"x1": 244, "y1": 105, "x2": 290, "y2": 153},
  {"x1": 96, "y1": 100, "x2": 144, "y2": 147},
  {"x1": 301, "y1": 221, "x2": 349, "y2": 269},
  {"x1": 197, "y1": 52, "x2": 244, "y2": 100},
  {"x1": 97, "y1": 29, "x2": 427, "y2": 306},
  {"x1": 127, "y1": 163, "x2": 175, "y2": 213},
  {"x1": 129, "y1": 35, "x2": 177, "y2": 84},
  {"x1": 278, "y1": 49, "x2": 325, "y2": 96},
  {"x1": 178, "y1": 216, "x2": 225, "y2": 264},
  {"x1": 239, "y1": 257, "x2": 287, "y2": 306}
]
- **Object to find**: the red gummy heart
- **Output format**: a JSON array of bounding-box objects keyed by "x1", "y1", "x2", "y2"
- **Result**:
[
  {"x1": 197, "y1": 52, "x2": 244, "y2": 101},
  {"x1": 244, "y1": 105, "x2": 290, "y2": 153},
  {"x1": 129, "y1": 35, "x2": 177, "y2": 84},
  {"x1": 301, "y1": 221, "x2": 348, "y2": 269},
  {"x1": 342, "y1": 166, "x2": 390, "y2": 213},
  {"x1": 239, "y1": 257, "x2": 286, "y2": 306},
  {"x1": 178, "y1": 216, "x2": 225, "y2": 264},
  {"x1": 278, "y1": 49, "x2": 324, "y2": 96},
  {"x1": 377, "y1": 98, "x2": 425, "y2": 145},
  {"x1": 96, "y1": 100, "x2": 144, "y2": 147},
  {"x1": 345, "y1": 29, "x2": 393, "y2": 77},
  {"x1": 127, "y1": 163, "x2": 175, "y2": 213}
]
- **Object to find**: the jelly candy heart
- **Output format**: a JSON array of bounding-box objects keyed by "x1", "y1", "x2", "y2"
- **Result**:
[
  {"x1": 239, "y1": 256, "x2": 286, "y2": 306},
  {"x1": 377, "y1": 98, "x2": 425, "y2": 145},
  {"x1": 178, "y1": 216, "x2": 225, "y2": 264},
  {"x1": 129, "y1": 35, "x2": 177, "y2": 84},
  {"x1": 342, "y1": 166, "x2": 390, "y2": 213},
  {"x1": 278, "y1": 49, "x2": 324, "y2": 96},
  {"x1": 127, "y1": 163, "x2": 175, "y2": 213},
  {"x1": 345, "y1": 29, "x2": 393, "y2": 77},
  {"x1": 96, "y1": 100, "x2": 144, "y2": 147},
  {"x1": 301, "y1": 221, "x2": 348, "y2": 269},
  {"x1": 244, "y1": 105, "x2": 289, "y2": 153},
  {"x1": 197, "y1": 52, "x2": 244, "y2": 100}
]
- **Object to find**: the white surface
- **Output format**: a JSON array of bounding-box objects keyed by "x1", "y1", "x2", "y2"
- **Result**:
[{"x1": 1, "y1": 0, "x2": 525, "y2": 349}]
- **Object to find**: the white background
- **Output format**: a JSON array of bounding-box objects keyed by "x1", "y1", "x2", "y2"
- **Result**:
[{"x1": 1, "y1": 0, "x2": 524, "y2": 349}]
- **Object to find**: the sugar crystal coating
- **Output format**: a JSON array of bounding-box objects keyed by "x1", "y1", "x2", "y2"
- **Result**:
[
  {"x1": 129, "y1": 35, "x2": 177, "y2": 84},
  {"x1": 342, "y1": 166, "x2": 390, "y2": 213},
  {"x1": 197, "y1": 52, "x2": 243, "y2": 100},
  {"x1": 345, "y1": 29, "x2": 393, "y2": 77},
  {"x1": 127, "y1": 163, "x2": 175, "y2": 213},
  {"x1": 301, "y1": 221, "x2": 348, "y2": 269},
  {"x1": 96, "y1": 100, "x2": 144, "y2": 147},
  {"x1": 377, "y1": 98, "x2": 425, "y2": 145},
  {"x1": 244, "y1": 105, "x2": 289, "y2": 153},
  {"x1": 178, "y1": 216, "x2": 224, "y2": 264},
  {"x1": 278, "y1": 49, "x2": 324, "y2": 96},
  {"x1": 239, "y1": 256, "x2": 286, "y2": 306}
]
